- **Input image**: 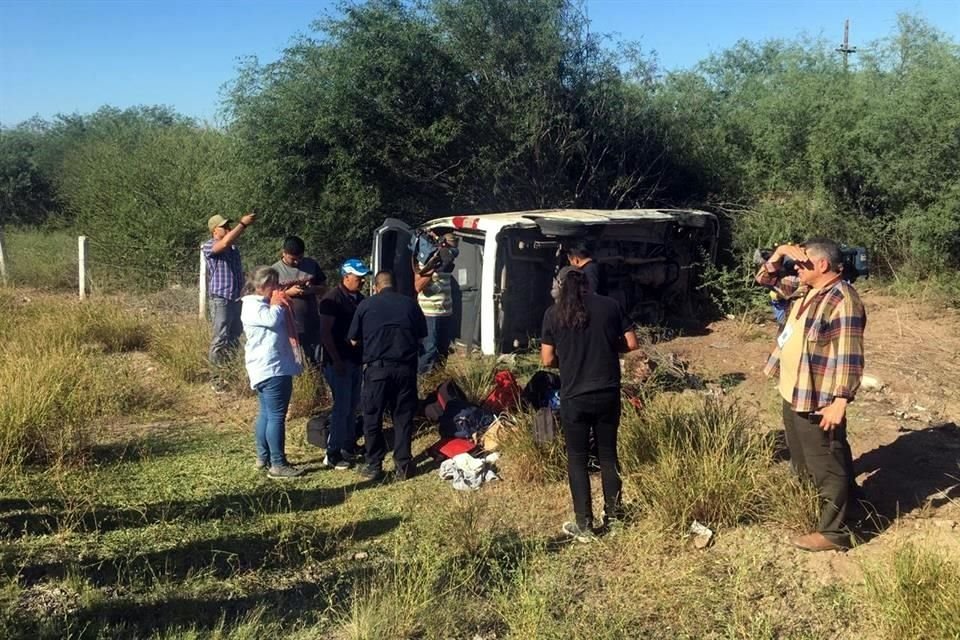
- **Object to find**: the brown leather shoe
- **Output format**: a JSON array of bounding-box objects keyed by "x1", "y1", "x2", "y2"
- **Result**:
[{"x1": 790, "y1": 532, "x2": 845, "y2": 552}]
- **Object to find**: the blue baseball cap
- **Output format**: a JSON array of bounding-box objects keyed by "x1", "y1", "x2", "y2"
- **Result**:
[{"x1": 340, "y1": 258, "x2": 371, "y2": 277}]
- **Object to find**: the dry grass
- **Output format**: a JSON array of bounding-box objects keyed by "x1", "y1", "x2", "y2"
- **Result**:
[
  {"x1": 862, "y1": 544, "x2": 960, "y2": 639},
  {"x1": 0, "y1": 297, "x2": 166, "y2": 469},
  {"x1": 147, "y1": 320, "x2": 211, "y2": 384},
  {"x1": 288, "y1": 363, "x2": 325, "y2": 420}
]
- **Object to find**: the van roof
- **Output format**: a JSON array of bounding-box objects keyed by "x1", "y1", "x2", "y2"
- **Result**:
[{"x1": 427, "y1": 208, "x2": 716, "y2": 234}]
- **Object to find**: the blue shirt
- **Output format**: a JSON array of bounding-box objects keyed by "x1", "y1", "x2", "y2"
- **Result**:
[
  {"x1": 241, "y1": 295, "x2": 302, "y2": 388},
  {"x1": 202, "y1": 239, "x2": 244, "y2": 301}
]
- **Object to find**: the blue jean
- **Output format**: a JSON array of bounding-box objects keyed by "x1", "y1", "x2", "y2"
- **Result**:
[
  {"x1": 254, "y1": 375, "x2": 293, "y2": 467},
  {"x1": 419, "y1": 315, "x2": 452, "y2": 374},
  {"x1": 323, "y1": 362, "x2": 362, "y2": 459}
]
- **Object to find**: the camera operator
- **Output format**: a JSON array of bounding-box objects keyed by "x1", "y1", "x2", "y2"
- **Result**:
[
  {"x1": 757, "y1": 239, "x2": 866, "y2": 552},
  {"x1": 414, "y1": 232, "x2": 458, "y2": 375}
]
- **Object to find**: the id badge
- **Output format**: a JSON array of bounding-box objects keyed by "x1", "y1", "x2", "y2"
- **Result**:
[{"x1": 777, "y1": 323, "x2": 794, "y2": 349}]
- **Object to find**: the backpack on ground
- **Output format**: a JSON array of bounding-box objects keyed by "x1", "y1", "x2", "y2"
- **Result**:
[
  {"x1": 423, "y1": 380, "x2": 469, "y2": 422},
  {"x1": 521, "y1": 370, "x2": 561, "y2": 409}
]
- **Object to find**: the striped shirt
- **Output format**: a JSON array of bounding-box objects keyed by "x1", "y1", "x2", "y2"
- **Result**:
[
  {"x1": 202, "y1": 239, "x2": 244, "y2": 301},
  {"x1": 418, "y1": 270, "x2": 453, "y2": 317},
  {"x1": 756, "y1": 264, "x2": 867, "y2": 413}
]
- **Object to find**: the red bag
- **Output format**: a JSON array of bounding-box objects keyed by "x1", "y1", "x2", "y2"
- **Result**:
[
  {"x1": 484, "y1": 370, "x2": 521, "y2": 414},
  {"x1": 427, "y1": 437, "x2": 480, "y2": 460}
]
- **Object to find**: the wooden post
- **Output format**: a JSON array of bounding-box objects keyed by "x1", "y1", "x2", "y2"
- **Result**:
[
  {"x1": 78, "y1": 235, "x2": 88, "y2": 299},
  {"x1": 198, "y1": 244, "x2": 207, "y2": 319},
  {"x1": 0, "y1": 229, "x2": 8, "y2": 287}
]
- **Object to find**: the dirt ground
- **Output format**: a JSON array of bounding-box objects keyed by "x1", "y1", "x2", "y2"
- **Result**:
[{"x1": 660, "y1": 289, "x2": 960, "y2": 580}]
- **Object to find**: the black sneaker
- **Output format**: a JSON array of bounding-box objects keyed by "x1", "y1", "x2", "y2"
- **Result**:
[
  {"x1": 340, "y1": 448, "x2": 364, "y2": 464},
  {"x1": 358, "y1": 464, "x2": 385, "y2": 481},
  {"x1": 393, "y1": 463, "x2": 417, "y2": 481},
  {"x1": 267, "y1": 464, "x2": 305, "y2": 480}
]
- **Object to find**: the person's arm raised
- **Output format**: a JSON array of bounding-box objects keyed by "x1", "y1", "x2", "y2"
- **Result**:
[{"x1": 211, "y1": 212, "x2": 256, "y2": 255}]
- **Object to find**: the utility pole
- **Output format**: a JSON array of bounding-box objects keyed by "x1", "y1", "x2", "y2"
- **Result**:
[{"x1": 836, "y1": 18, "x2": 857, "y2": 71}]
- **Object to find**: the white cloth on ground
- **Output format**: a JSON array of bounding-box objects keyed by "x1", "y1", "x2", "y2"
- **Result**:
[{"x1": 438, "y1": 452, "x2": 500, "y2": 491}]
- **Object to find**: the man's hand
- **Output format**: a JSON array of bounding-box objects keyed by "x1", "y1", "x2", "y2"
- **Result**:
[
  {"x1": 239, "y1": 212, "x2": 257, "y2": 227},
  {"x1": 818, "y1": 398, "x2": 848, "y2": 431},
  {"x1": 285, "y1": 284, "x2": 305, "y2": 297},
  {"x1": 772, "y1": 244, "x2": 808, "y2": 266}
]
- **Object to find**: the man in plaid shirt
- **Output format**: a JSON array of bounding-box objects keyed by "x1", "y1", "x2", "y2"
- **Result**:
[
  {"x1": 757, "y1": 238, "x2": 866, "y2": 552},
  {"x1": 203, "y1": 212, "x2": 256, "y2": 373}
]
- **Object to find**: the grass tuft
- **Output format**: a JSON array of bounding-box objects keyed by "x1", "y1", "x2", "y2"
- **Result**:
[
  {"x1": 862, "y1": 544, "x2": 960, "y2": 639},
  {"x1": 621, "y1": 394, "x2": 817, "y2": 532}
]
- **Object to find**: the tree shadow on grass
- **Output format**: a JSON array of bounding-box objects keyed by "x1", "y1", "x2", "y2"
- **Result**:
[
  {"x1": 853, "y1": 422, "x2": 960, "y2": 541},
  {"x1": 5, "y1": 515, "x2": 402, "y2": 588},
  {"x1": 0, "y1": 477, "x2": 383, "y2": 539},
  {"x1": 4, "y1": 525, "x2": 557, "y2": 640},
  {"x1": 8, "y1": 563, "x2": 374, "y2": 640}
]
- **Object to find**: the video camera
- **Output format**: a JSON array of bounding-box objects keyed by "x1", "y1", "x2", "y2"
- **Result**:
[
  {"x1": 410, "y1": 230, "x2": 459, "y2": 275},
  {"x1": 752, "y1": 245, "x2": 869, "y2": 283}
]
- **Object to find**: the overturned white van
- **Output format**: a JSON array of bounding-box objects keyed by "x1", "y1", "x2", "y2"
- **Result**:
[{"x1": 372, "y1": 209, "x2": 719, "y2": 356}]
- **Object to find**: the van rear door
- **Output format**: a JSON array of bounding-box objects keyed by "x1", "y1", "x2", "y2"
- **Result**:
[{"x1": 372, "y1": 218, "x2": 415, "y2": 297}]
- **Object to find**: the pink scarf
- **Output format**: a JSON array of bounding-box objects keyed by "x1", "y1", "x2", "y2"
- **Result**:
[{"x1": 270, "y1": 290, "x2": 302, "y2": 365}]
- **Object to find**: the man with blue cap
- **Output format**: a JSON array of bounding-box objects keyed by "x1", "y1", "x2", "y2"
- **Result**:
[{"x1": 318, "y1": 258, "x2": 370, "y2": 469}]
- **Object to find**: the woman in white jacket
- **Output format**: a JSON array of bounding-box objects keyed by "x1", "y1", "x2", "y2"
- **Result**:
[{"x1": 241, "y1": 266, "x2": 303, "y2": 479}]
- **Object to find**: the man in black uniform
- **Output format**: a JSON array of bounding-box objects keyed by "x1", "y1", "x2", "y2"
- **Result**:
[
  {"x1": 348, "y1": 271, "x2": 428, "y2": 481},
  {"x1": 566, "y1": 242, "x2": 607, "y2": 296}
]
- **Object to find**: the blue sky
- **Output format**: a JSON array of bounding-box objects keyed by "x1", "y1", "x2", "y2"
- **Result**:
[{"x1": 1, "y1": 0, "x2": 957, "y2": 127}]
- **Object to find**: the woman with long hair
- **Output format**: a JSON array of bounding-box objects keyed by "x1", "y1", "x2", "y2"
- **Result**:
[{"x1": 541, "y1": 268, "x2": 638, "y2": 541}]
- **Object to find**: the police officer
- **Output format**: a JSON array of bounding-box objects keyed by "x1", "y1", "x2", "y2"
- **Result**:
[{"x1": 348, "y1": 270, "x2": 428, "y2": 481}]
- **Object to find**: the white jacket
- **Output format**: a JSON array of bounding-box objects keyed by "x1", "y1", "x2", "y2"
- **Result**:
[{"x1": 241, "y1": 295, "x2": 302, "y2": 389}]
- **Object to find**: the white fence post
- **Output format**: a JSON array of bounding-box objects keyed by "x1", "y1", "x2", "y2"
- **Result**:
[
  {"x1": 78, "y1": 235, "x2": 88, "y2": 300},
  {"x1": 0, "y1": 229, "x2": 8, "y2": 287},
  {"x1": 198, "y1": 244, "x2": 207, "y2": 319}
]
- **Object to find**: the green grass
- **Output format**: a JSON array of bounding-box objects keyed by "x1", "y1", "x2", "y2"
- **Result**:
[
  {"x1": 2, "y1": 288, "x2": 953, "y2": 639},
  {"x1": 2, "y1": 228, "x2": 78, "y2": 291}
]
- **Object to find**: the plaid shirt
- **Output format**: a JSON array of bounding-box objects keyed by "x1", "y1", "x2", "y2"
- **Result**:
[
  {"x1": 756, "y1": 263, "x2": 867, "y2": 413},
  {"x1": 202, "y1": 239, "x2": 244, "y2": 301}
]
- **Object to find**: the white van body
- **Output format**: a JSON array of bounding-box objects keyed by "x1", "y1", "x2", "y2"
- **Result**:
[{"x1": 373, "y1": 209, "x2": 719, "y2": 356}]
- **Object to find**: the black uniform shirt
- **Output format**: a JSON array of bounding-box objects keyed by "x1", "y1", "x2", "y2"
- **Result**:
[
  {"x1": 541, "y1": 294, "x2": 631, "y2": 400},
  {"x1": 348, "y1": 287, "x2": 428, "y2": 366}
]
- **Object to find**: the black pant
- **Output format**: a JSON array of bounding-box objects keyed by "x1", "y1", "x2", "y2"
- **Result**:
[
  {"x1": 560, "y1": 389, "x2": 622, "y2": 528},
  {"x1": 298, "y1": 332, "x2": 321, "y2": 370},
  {"x1": 782, "y1": 400, "x2": 854, "y2": 545},
  {"x1": 361, "y1": 364, "x2": 418, "y2": 475}
]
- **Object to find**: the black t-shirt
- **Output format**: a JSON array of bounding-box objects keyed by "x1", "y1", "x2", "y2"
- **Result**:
[
  {"x1": 271, "y1": 257, "x2": 326, "y2": 336},
  {"x1": 348, "y1": 288, "x2": 428, "y2": 366},
  {"x1": 541, "y1": 294, "x2": 631, "y2": 400},
  {"x1": 580, "y1": 260, "x2": 607, "y2": 296},
  {"x1": 318, "y1": 285, "x2": 364, "y2": 365}
]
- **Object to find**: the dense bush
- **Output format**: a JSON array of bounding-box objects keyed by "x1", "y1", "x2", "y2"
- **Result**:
[{"x1": 1, "y1": 5, "x2": 958, "y2": 292}]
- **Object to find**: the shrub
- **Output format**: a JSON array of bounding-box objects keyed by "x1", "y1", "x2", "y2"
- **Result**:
[{"x1": 620, "y1": 395, "x2": 816, "y2": 532}]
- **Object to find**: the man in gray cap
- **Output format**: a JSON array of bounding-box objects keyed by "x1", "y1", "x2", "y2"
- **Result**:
[{"x1": 202, "y1": 212, "x2": 256, "y2": 382}]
